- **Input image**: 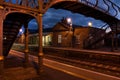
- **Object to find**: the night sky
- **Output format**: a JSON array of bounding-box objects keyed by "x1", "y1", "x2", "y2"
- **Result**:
[{"x1": 28, "y1": 0, "x2": 120, "y2": 30}]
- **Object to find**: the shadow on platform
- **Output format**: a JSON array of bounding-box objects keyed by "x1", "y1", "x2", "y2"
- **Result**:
[{"x1": 3, "y1": 54, "x2": 84, "y2": 80}]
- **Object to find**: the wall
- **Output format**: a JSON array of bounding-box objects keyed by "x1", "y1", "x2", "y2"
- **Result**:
[
  {"x1": 52, "y1": 31, "x2": 73, "y2": 47},
  {"x1": 73, "y1": 27, "x2": 89, "y2": 48}
]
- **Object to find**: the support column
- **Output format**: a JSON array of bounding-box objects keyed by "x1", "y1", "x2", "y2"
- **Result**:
[
  {"x1": 111, "y1": 31, "x2": 114, "y2": 52},
  {"x1": 24, "y1": 23, "x2": 29, "y2": 68},
  {"x1": 0, "y1": 8, "x2": 4, "y2": 79},
  {"x1": 0, "y1": 0, "x2": 4, "y2": 3},
  {"x1": 38, "y1": 13, "x2": 44, "y2": 74},
  {"x1": 115, "y1": 23, "x2": 118, "y2": 50},
  {"x1": 43, "y1": 36, "x2": 45, "y2": 46}
]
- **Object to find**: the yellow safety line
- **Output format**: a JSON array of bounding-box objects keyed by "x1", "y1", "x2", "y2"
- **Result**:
[{"x1": 44, "y1": 63, "x2": 93, "y2": 80}]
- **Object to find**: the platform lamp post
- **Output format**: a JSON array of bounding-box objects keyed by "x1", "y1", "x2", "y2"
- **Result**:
[
  {"x1": 88, "y1": 22, "x2": 92, "y2": 27},
  {"x1": 67, "y1": 18, "x2": 73, "y2": 47},
  {"x1": 67, "y1": 17, "x2": 72, "y2": 31}
]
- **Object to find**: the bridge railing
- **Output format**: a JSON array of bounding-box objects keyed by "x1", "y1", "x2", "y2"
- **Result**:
[
  {"x1": 1, "y1": 0, "x2": 120, "y2": 19},
  {"x1": 2, "y1": 0, "x2": 39, "y2": 9},
  {"x1": 78, "y1": 0, "x2": 120, "y2": 19},
  {"x1": 43, "y1": 0, "x2": 120, "y2": 19}
]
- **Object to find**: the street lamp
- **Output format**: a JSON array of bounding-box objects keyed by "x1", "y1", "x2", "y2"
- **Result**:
[
  {"x1": 66, "y1": 18, "x2": 73, "y2": 47},
  {"x1": 88, "y1": 22, "x2": 92, "y2": 27},
  {"x1": 19, "y1": 28, "x2": 23, "y2": 34},
  {"x1": 4, "y1": 36, "x2": 7, "y2": 40},
  {"x1": 67, "y1": 18, "x2": 72, "y2": 31},
  {"x1": 67, "y1": 18, "x2": 72, "y2": 26}
]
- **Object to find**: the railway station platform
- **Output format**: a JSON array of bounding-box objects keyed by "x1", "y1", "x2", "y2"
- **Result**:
[
  {"x1": 8, "y1": 44, "x2": 120, "y2": 80},
  {"x1": 3, "y1": 53, "x2": 84, "y2": 80},
  {"x1": 2, "y1": 49, "x2": 120, "y2": 80}
]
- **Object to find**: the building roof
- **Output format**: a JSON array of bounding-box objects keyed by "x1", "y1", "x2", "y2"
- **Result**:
[
  {"x1": 28, "y1": 18, "x2": 103, "y2": 34},
  {"x1": 28, "y1": 29, "x2": 38, "y2": 34},
  {"x1": 28, "y1": 28, "x2": 53, "y2": 34}
]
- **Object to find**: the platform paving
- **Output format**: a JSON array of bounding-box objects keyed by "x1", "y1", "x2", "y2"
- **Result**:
[{"x1": 3, "y1": 54, "x2": 84, "y2": 80}]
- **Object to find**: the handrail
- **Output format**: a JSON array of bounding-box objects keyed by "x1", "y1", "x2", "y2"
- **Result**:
[
  {"x1": 112, "y1": 4, "x2": 118, "y2": 17},
  {"x1": 100, "y1": 23, "x2": 108, "y2": 29},
  {"x1": 103, "y1": 0, "x2": 109, "y2": 13},
  {"x1": 104, "y1": 0, "x2": 120, "y2": 15},
  {"x1": 104, "y1": 0, "x2": 120, "y2": 18},
  {"x1": 94, "y1": 0, "x2": 98, "y2": 7},
  {"x1": 3, "y1": 0, "x2": 39, "y2": 9},
  {"x1": 78, "y1": 0, "x2": 120, "y2": 19},
  {"x1": 1, "y1": 0, "x2": 120, "y2": 20},
  {"x1": 83, "y1": 24, "x2": 109, "y2": 48}
]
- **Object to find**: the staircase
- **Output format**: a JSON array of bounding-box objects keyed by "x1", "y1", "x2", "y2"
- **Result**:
[
  {"x1": 51, "y1": 0, "x2": 120, "y2": 24},
  {"x1": 2, "y1": 0, "x2": 120, "y2": 56},
  {"x1": 50, "y1": 0, "x2": 120, "y2": 49},
  {"x1": 3, "y1": 20, "x2": 22, "y2": 56},
  {"x1": 83, "y1": 24, "x2": 111, "y2": 49}
]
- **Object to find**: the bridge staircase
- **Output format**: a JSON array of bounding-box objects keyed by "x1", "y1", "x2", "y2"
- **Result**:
[
  {"x1": 1, "y1": 0, "x2": 120, "y2": 56},
  {"x1": 3, "y1": 19, "x2": 22, "y2": 56},
  {"x1": 50, "y1": 0, "x2": 120, "y2": 49},
  {"x1": 83, "y1": 24, "x2": 111, "y2": 49},
  {"x1": 51, "y1": 0, "x2": 120, "y2": 25},
  {"x1": 3, "y1": 12, "x2": 34, "y2": 56},
  {"x1": 1, "y1": 0, "x2": 36, "y2": 56}
]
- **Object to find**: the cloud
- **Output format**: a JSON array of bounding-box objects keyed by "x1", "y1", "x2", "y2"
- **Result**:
[
  {"x1": 29, "y1": 1, "x2": 120, "y2": 29},
  {"x1": 28, "y1": 19, "x2": 38, "y2": 29},
  {"x1": 43, "y1": 8, "x2": 106, "y2": 28}
]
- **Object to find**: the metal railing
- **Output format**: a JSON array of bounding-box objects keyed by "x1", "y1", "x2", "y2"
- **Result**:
[
  {"x1": 83, "y1": 24, "x2": 110, "y2": 49},
  {"x1": 78, "y1": 0, "x2": 120, "y2": 19},
  {"x1": 2, "y1": 0, "x2": 39, "y2": 9},
  {"x1": 1, "y1": 0, "x2": 120, "y2": 19}
]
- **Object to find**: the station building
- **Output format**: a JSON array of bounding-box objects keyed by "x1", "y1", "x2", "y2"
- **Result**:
[{"x1": 16, "y1": 18, "x2": 106, "y2": 49}]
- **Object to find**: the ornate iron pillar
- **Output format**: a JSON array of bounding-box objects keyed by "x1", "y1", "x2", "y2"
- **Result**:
[
  {"x1": 0, "y1": 0, "x2": 4, "y2": 3},
  {"x1": 111, "y1": 31, "x2": 114, "y2": 52},
  {"x1": 43, "y1": 36, "x2": 46, "y2": 46},
  {"x1": 0, "y1": 7, "x2": 4, "y2": 79},
  {"x1": 115, "y1": 23, "x2": 118, "y2": 50},
  {"x1": 24, "y1": 23, "x2": 29, "y2": 67},
  {"x1": 38, "y1": 13, "x2": 44, "y2": 74},
  {"x1": 37, "y1": 0, "x2": 44, "y2": 74}
]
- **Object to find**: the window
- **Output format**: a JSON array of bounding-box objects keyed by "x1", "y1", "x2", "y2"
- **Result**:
[{"x1": 58, "y1": 35, "x2": 62, "y2": 43}]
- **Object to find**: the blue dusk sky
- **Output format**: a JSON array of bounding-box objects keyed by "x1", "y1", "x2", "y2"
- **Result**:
[{"x1": 27, "y1": 0, "x2": 120, "y2": 30}]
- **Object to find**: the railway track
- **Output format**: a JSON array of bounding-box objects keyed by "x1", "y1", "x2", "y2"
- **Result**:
[
  {"x1": 45, "y1": 54, "x2": 120, "y2": 77},
  {"x1": 11, "y1": 45, "x2": 120, "y2": 77},
  {"x1": 10, "y1": 50, "x2": 120, "y2": 80}
]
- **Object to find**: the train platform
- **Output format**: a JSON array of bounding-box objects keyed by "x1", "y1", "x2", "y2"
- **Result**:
[
  {"x1": 2, "y1": 50, "x2": 120, "y2": 80},
  {"x1": 43, "y1": 46, "x2": 120, "y2": 56},
  {"x1": 3, "y1": 53, "x2": 84, "y2": 80}
]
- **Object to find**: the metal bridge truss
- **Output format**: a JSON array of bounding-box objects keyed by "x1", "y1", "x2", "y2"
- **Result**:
[{"x1": 1, "y1": 0, "x2": 120, "y2": 20}]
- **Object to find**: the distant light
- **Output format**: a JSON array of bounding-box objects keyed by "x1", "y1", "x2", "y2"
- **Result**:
[
  {"x1": 19, "y1": 29, "x2": 23, "y2": 34},
  {"x1": 19, "y1": 29, "x2": 22, "y2": 32},
  {"x1": 4, "y1": 36, "x2": 7, "y2": 40},
  {"x1": 67, "y1": 18, "x2": 72, "y2": 24},
  {"x1": 88, "y1": 22, "x2": 92, "y2": 27},
  {"x1": 67, "y1": 18, "x2": 72, "y2": 23},
  {"x1": 67, "y1": 18, "x2": 72, "y2": 26}
]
